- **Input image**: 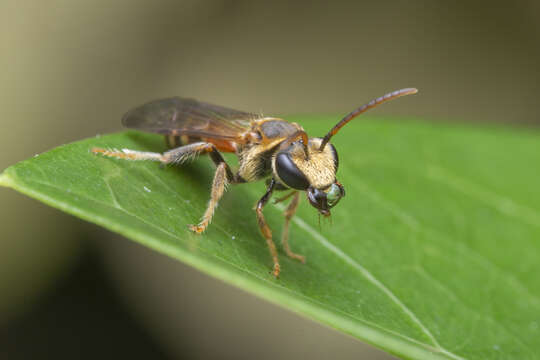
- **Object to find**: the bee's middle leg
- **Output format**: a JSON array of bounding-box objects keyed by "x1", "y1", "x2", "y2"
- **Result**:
[{"x1": 280, "y1": 191, "x2": 305, "y2": 263}]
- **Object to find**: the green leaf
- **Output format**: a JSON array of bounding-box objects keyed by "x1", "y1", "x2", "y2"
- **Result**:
[{"x1": 2, "y1": 117, "x2": 540, "y2": 360}]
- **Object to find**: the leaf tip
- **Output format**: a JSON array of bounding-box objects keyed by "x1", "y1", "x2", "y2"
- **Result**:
[{"x1": 0, "y1": 170, "x2": 14, "y2": 188}]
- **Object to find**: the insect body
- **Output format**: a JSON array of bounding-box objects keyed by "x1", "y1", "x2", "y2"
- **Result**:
[{"x1": 92, "y1": 88, "x2": 418, "y2": 277}]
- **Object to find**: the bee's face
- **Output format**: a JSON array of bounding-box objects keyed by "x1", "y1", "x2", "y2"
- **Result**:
[{"x1": 273, "y1": 138, "x2": 345, "y2": 215}]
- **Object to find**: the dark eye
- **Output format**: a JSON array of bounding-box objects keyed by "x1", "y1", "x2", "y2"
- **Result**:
[{"x1": 275, "y1": 152, "x2": 309, "y2": 190}]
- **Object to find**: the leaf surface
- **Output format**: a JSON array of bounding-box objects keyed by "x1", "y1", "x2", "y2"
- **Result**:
[{"x1": 2, "y1": 117, "x2": 540, "y2": 360}]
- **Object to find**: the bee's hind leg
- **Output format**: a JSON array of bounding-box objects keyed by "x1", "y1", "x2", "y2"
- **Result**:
[
  {"x1": 92, "y1": 142, "x2": 216, "y2": 165},
  {"x1": 280, "y1": 192, "x2": 306, "y2": 263},
  {"x1": 93, "y1": 143, "x2": 237, "y2": 233}
]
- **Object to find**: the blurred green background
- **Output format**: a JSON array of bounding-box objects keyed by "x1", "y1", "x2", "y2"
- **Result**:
[{"x1": 1, "y1": 1, "x2": 539, "y2": 359}]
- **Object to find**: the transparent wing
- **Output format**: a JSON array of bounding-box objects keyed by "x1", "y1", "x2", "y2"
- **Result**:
[{"x1": 122, "y1": 97, "x2": 256, "y2": 140}]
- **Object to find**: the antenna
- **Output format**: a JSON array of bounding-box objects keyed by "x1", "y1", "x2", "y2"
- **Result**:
[{"x1": 319, "y1": 88, "x2": 418, "y2": 150}]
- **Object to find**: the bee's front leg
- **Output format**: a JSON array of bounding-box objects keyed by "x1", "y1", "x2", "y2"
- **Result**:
[
  {"x1": 255, "y1": 179, "x2": 280, "y2": 277},
  {"x1": 280, "y1": 192, "x2": 305, "y2": 263}
]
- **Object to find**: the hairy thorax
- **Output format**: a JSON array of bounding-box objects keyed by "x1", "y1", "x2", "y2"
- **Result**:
[{"x1": 236, "y1": 118, "x2": 301, "y2": 182}]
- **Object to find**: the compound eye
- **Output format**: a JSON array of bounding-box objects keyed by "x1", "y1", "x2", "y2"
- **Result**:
[
  {"x1": 326, "y1": 183, "x2": 343, "y2": 208},
  {"x1": 275, "y1": 152, "x2": 310, "y2": 190}
]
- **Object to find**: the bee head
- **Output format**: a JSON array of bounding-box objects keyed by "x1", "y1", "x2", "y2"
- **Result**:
[
  {"x1": 271, "y1": 88, "x2": 418, "y2": 216},
  {"x1": 273, "y1": 138, "x2": 345, "y2": 216}
]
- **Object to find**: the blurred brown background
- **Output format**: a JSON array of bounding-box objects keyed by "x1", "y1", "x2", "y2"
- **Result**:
[{"x1": 1, "y1": 1, "x2": 539, "y2": 359}]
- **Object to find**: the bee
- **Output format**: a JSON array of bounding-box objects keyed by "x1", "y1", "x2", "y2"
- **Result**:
[{"x1": 92, "y1": 88, "x2": 418, "y2": 277}]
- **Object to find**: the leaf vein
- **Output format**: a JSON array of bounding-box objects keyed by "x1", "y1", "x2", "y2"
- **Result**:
[
  {"x1": 414, "y1": 267, "x2": 535, "y2": 356},
  {"x1": 275, "y1": 204, "x2": 467, "y2": 358},
  {"x1": 353, "y1": 181, "x2": 540, "y2": 308}
]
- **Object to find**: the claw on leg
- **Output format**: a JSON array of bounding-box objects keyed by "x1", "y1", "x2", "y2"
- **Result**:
[
  {"x1": 189, "y1": 224, "x2": 205, "y2": 234},
  {"x1": 272, "y1": 262, "x2": 281, "y2": 277}
]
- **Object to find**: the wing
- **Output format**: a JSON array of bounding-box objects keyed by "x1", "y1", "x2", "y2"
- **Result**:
[{"x1": 122, "y1": 97, "x2": 257, "y2": 141}]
